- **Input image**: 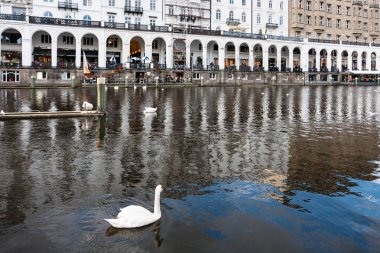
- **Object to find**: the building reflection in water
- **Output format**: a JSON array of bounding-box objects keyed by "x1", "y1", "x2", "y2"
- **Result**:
[{"x1": 0, "y1": 86, "x2": 379, "y2": 225}]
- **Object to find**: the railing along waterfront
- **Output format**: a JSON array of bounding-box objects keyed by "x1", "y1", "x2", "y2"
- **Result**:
[{"x1": 0, "y1": 14, "x2": 25, "y2": 21}]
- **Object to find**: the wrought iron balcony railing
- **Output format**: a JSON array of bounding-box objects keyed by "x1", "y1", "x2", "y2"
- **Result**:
[
  {"x1": 58, "y1": 1, "x2": 78, "y2": 11},
  {"x1": 124, "y1": 6, "x2": 143, "y2": 14}
]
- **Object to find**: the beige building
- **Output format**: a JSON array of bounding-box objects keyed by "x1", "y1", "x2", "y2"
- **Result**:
[{"x1": 289, "y1": 0, "x2": 380, "y2": 43}]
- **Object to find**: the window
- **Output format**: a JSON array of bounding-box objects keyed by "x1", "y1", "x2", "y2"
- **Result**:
[
  {"x1": 306, "y1": 1, "x2": 311, "y2": 11},
  {"x1": 363, "y1": 22, "x2": 367, "y2": 31},
  {"x1": 336, "y1": 19, "x2": 341, "y2": 28},
  {"x1": 242, "y1": 12, "x2": 246, "y2": 22},
  {"x1": 150, "y1": 0, "x2": 156, "y2": 11},
  {"x1": 36, "y1": 72, "x2": 47, "y2": 80},
  {"x1": 346, "y1": 20, "x2": 350, "y2": 29},
  {"x1": 83, "y1": 0, "x2": 92, "y2": 6},
  {"x1": 257, "y1": 0, "x2": 261, "y2": 8},
  {"x1": 63, "y1": 36, "x2": 74, "y2": 44},
  {"x1": 12, "y1": 7, "x2": 26, "y2": 15},
  {"x1": 209, "y1": 73, "x2": 216, "y2": 80},
  {"x1": 44, "y1": 0, "x2": 53, "y2": 2},
  {"x1": 280, "y1": 2, "x2": 283, "y2": 10},
  {"x1": 242, "y1": 0, "x2": 246, "y2": 5},
  {"x1": 306, "y1": 16, "x2": 311, "y2": 25},
  {"x1": 125, "y1": 17, "x2": 131, "y2": 24},
  {"x1": 83, "y1": 15, "x2": 91, "y2": 21},
  {"x1": 2, "y1": 71, "x2": 20, "y2": 82},
  {"x1": 41, "y1": 34, "x2": 51, "y2": 43},
  {"x1": 297, "y1": 14, "x2": 302, "y2": 23},
  {"x1": 327, "y1": 18, "x2": 331, "y2": 27},
  {"x1": 107, "y1": 37, "x2": 118, "y2": 47},
  {"x1": 268, "y1": 15, "x2": 272, "y2": 23},
  {"x1": 108, "y1": 15, "x2": 115, "y2": 23},
  {"x1": 280, "y1": 16, "x2": 283, "y2": 25},
  {"x1": 65, "y1": 14, "x2": 72, "y2": 19},
  {"x1": 306, "y1": 32, "x2": 311, "y2": 38},
  {"x1": 169, "y1": 6, "x2": 173, "y2": 15},
  {"x1": 269, "y1": 0, "x2": 272, "y2": 9},
  {"x1": 319, "y1": 16, "x2": 323, "y2": 26},
  {"x1": 83, "y1": 37, "x2": 94, "y2": 45},
  {"x1": 135, "y1": 17, "x2": 141, "y2": 25},
  {"x1": 358, "y1": 8, "x2": 362, "y2": 16},
  {"x1": 109, "y1": 0, "x2": 115, "y2": 6},
  {"x1": 150, "y1": 19, "x2": 156, "y2": 27},
  {"x1": 337, "y1": 5, "x2": 341, "y2": 15},
  {"x1": 44, "y1": 11, "x2": 53, "y2": 17},
  {"x1": 61, "y1": 72, "x2": 71, "y2": 80},
  {"x1": 257, "y1": 14, "x2": 261, "y2": 24},
  {"x1": 216, "y1": 9, "x2": 221, "y2": 20},
  {"x1": 193, "y1": 73, "x2": 200, "y2": 79},
  {"x1": 298, "y1": 0, "x2": 302, "y2": 8},
  {"x1": 357, "y1": 21, "x2": 361, "y2": 29},
  {"x1": 327, "y1": 4, "x2": 331, "y2": 13},
  {"x1": 152, "y1": 39, "x2": 158, "y2": 49},
  {"x1": 320, "y1": 2, "x2": 324, "y2": 11},
  {"x1": 229, "y1": 11, "x2": 233, "y2": 20},
  {"x1": 230, "y1": 0, "x2": 234, "y2": 4},
  {"x1": 346, "y1": 7, "x2": 350, "y2": 16}
]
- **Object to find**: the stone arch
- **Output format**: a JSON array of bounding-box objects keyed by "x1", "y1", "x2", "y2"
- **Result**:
[
  {"x1": 292, "y1": 47, "x2": 301, "y2": 72},
  {"x1": 371, "y1": 52, "x2": 376, "y2": 71},
  {"x1": 224, "y1": 41, "x2": 236, "y2": 69},
  {"x1": 253, "y1": 43, "x2": 263, "y2": 70},
  {"x1": 239, "y1": 42, "x2": 249, "y2": 69},
  {"x1": 281, "y1": 46, "x2": 290, "y2": 71},
  {"x1": 106, "y1": 34, "x2": 123, "y2": 68},
  {"x1": 56, "y1": 31, "x2": 76, "y2": 68},
  {"x1": 268, "y1": 44, "x2": 277, "y2": 71},
  {"x1": 31, "y1": 30, "x2": 53, "y2": 68},
  {"x1": 352, "y1": 51, "x2": 358, "y2": 70},
  {"x1": 81, "y1": 32, "x2": 99, "y2": 68},
  {"x1": 320, "y1": 49, "x2": 328, "y2": 71},
  {"x1": 308, "y1": 48, "x2": 317, "y2": 71},
  {"x1": 190, "y1": 39, "x2": 203, "y2": 69},
  {"x1": 341, "y1": 50, "x2": 348, "y2": 71},
  {"x1": 1, "y1": 28, "x2": 23, "y2": 67},
  {"x1": 152, "y1": 37, "x2": 167, "y2": 67},
  {"x1": 206, "y1": 40, "x2": 219, "y2": 69}
]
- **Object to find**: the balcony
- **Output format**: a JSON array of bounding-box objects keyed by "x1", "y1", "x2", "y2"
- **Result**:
[
  {"x1": 314, "y1": 25, "x2": 325, "y2": 32},
  {"x1": 292, "y1": 22, "x2": 304, "y2": 30},
  {"x1": 266, "y1": 23, "x2": 279, "y2": 29},
  {"x1": 226, "y1": 18, "x2": 240, "y2": 26},
  {"x1": 0, "y1": 14, "x2": 25, "y2": 21},
  {"x1": 352, "y1": 0, "x2": 363, "y2": 6},
  {"x1": 124, "y1": 6, "x2": 143, "y2": 15},
  {"x1": 370, "y1": 3, "x2": 380, "y2": 9},
  {"x1": 370, "y1": 30, "x2": 379, "y2": 37},
  {"x1": 58, "y1": 1, "x2": 78, "y2": 11}
]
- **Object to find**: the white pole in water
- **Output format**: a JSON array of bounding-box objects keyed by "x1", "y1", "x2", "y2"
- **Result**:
[{"x1": 97, "y1": 76, "x2": 107, "y2": 112}]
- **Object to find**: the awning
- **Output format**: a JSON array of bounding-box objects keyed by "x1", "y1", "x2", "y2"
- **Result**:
[
  {"x1": 345, "y1": 70, "x2": 380, "y2": 75},
  {"x1": 33, "y1": 48, "x2": 51, "y2": 56}
]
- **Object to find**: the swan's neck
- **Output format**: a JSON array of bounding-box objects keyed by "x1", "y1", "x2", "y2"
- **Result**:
[{"x1": 153, "y1": 190, "x2": 161, "y2": 216}]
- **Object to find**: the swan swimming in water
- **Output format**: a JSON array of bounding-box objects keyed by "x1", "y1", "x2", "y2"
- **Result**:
[
  {"x1": 105, "y1": 185, "x2": 163, "y2": 228},
  {"x1": 82, "y1": 101, "x2": 93, "y2": 110},
  {"x1": 0, "y1": 110, "x2": 4, "y2": 115},
  {"x1": 144, "y1": 107, "x2": 157, "y2": 113}
]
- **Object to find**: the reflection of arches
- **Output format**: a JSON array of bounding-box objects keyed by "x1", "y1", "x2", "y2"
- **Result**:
[{"x1": 1, "y1": 28, "x2": 23, "y2": 66}]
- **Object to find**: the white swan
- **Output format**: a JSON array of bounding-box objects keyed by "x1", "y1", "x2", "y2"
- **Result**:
[
  {"x1": 105, "y1": 185, "x2": 163, "y2": 228},
  {"x1": 144, "y1": 107, "x2": 157, "y2": 113},
  {"x1": 0, "y1": 110, "x2": 4, "y2": 115},
  {"x1": 82, "y1": 101, "x2": 93, "y2": 110}
]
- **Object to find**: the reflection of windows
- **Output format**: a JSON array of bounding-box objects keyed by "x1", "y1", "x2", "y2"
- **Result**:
[
  {"x1": 41, "y1": 34, "x2": 52, "y2": 44},
  {"x1": 2, "y1": 71, "x2": 20, "y2": 82},
  {"x1": 83, "y1": 37, "x2": 94, "y2": 45}
]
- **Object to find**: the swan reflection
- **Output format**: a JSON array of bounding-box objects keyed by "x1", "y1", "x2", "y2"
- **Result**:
[{"x1": 106, "y1": 220, "x2": 163, "y2": 248}]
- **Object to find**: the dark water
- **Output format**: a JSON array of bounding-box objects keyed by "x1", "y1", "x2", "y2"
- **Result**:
[{"x1": 0, "y1": 86, "x2": 380, "y2": 253}]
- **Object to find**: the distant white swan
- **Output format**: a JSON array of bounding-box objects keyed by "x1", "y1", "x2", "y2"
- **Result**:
[
  {"x1": 82, "y1": 101, "x2": 93, "y2": 110},
  {"x1": 0, "y1": 110, "x2": 4, "y2": 115},
  {"x1": 105, "y1": 185, "x2": 163, "y2": 228},
  {"x1": 144, "y1": 107, "x2": 157, "y2": 113}
]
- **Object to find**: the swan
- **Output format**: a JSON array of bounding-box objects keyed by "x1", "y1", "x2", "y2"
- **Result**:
[
  {"x1": 0, "y1": 110, "x2": 4, "y2": 115},
  {"x1": 105, "y1": 185, "x2": 163, "y2": 228},
  {"x1": 82, "y1": 101, "x2": 93, "y2": 110},
  {"x1": 144, "y1": 107, "x2": 157, "y2": 113}
]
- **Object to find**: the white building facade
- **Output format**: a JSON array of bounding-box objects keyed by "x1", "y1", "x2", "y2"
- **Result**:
[
  {"x1": 211, "y1": 0, "x2": 252, "y2": 32},
  {"x1": 251, "y1": 0, "x2": 288, "y2": 36}
]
